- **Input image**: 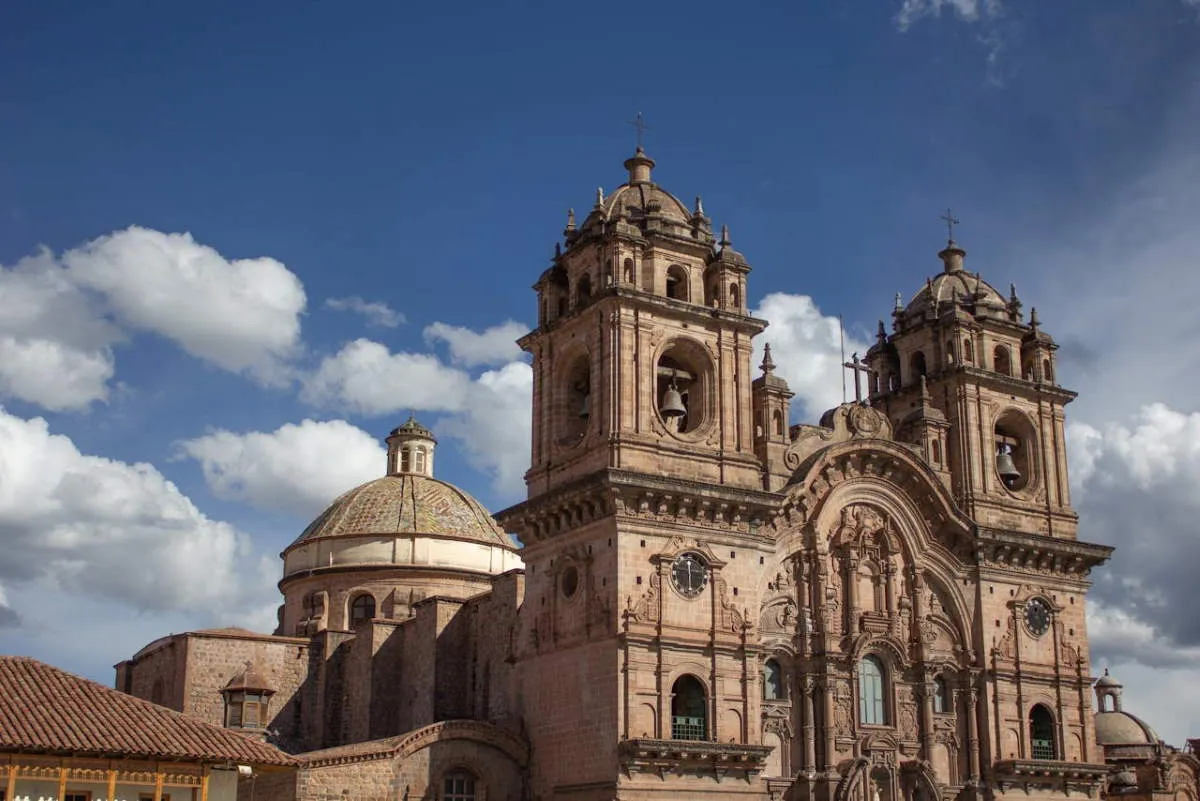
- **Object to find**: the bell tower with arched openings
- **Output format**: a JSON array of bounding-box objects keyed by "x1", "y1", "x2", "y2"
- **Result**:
[
  {"x1": 863, "y1": 230, "x2": 1074, "y2": 541},
  {"x1": 499, "y1": 147, "x2": 782, "y2": 801}
]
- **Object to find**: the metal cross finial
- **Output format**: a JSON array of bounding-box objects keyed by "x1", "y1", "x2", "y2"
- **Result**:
[
  {"x1": 939, "y1": 208, "x2": 960, "y2": 243},
  {"x1": 628, "y1": 112, "x2": 649, "y2": 150}
]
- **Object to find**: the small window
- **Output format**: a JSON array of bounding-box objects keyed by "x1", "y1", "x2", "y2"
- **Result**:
[
  {"x1": 910, "y1": 351, "x2": 927, "y2": 382},
  {"x1": 400, "y1": 448, "x2": 412, "y2": 472},
  {"x1": 730, "y1": 283, "x2": 741, "y2": 309},
  {"x1": 1030, "y1": 704, "x2": 1057, "y2": 759},
  {"x1": 772, "y1": 409, "x2": 784, "y2": 437},
  {"x1": 1043, "y1": 358, "x2": 1054, "y2": 383},
  {"x1": 963, "y1": 337, "x2": 974, "y2": 363},
  {"x1": 931, "y1": 439, "x2": 942, "y2": 465},
  {"x1": 414, "y1": 446, "x2": 427, "y2": 474},
  {"x1": 576, "y1": 274, "x2": 592, "y2": 306},
  {"x1": 932, "y1": 676, "x2": 950, "y2": 714},
  {"x1": 764, "y1": 659, "x2": 784, "y2": 701},
  {"x1": 350, "y1": 593, "x2": 376, "y2": 623},
  {"x1": 442, "y1": 772, "x2": 476, "y2": 801},
  {"x1": 859, "y1": 655, "x2": 887, "y2": 725},
  {"x1": 225, "y1": 690, "x2": 270, "y2": 729}
]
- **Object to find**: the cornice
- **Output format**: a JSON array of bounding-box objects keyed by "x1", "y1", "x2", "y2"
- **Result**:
[{"x1": 974, "y1": 526, "x2": 1113, "y2": 576}]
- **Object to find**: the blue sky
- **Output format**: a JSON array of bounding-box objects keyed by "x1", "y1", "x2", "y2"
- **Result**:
[{"x1": 2, "y1": 0, "x2": 1200, "y2": 742}]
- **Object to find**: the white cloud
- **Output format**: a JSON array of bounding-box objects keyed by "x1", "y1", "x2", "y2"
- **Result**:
[
  {"x1": 63, "y1": 227, "x2": 306, "y2": 385},
  {"x1": 178, "y1": 419, "x2": 385, "y2": 519},
  {"x1": 751, "y1": 293, "x2": 871, "y2": 420},
  {"x1": 301, "y1": 326, "x2": 532, "y2": 498},
  {"x1": 423, "y1": 320, "x2": 528, "y2": 367},
  {"x1": 0, "y1": 249, "x2": 122, "y2": 410},
  {"x1": 0, "y1": 406, "x2": 265, "y2": 616},
  {"x1": 440, "y1": 361, "x2": 532, "y2": 497},
  {"x1": 894, "y1": 0, "x2": 1001, "y2": 31},
  {"x1": 0, "y1": 581, "x2": 18, "y2": 628},
  {"x1": 302, "y1": 339, "x2": 474, "y2": 415},
  {"x1": 1067, "y1": 404, "x2": 1200, "y2": 666},
  {"x1": 325, "y1": 296, "x2": 405, "y2": 328}
]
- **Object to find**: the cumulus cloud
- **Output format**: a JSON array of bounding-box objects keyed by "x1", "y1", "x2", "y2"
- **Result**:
[
  {"x1": 423, "y1": 320, "x2": 528, "y2": 367},
  {"x1": 302, "y1": 339, "x2": 474, "y2": 415},
  {"x1": 178, "y1": 419, "x2": 385, "y2": 519},
  {"x1": 325, "y1": 296, "x2": 405, "y2": 328},
  {"x1": 0, "y1": 249, "x2": 122, "y2": 410},
  {"x1": 301, "y1": 325, "x2": 532, "y2": 498},
  {"x1": 0, "y1": 228, "x2": 309, "y2": 411},
  {"x1": 63, "y1": 227, "x2": 306, "y2": 385},
  {"x1": 751, "y1": 293, "x2": 871, "y2": 421},
  {"x1": 1067, "y1": 404, "x2": 1200, "y2": 651},
  {"x1": 0, "y1": 406, "x2": 266, "y2": 616}
]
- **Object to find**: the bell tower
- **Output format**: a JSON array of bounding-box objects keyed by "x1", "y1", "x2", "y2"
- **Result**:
[
  {"x1": 500, "y1": 148, "x2": 780, "y2": 801},
  {"x1": 864, "y1": 233, "x2": 1075, "y2": 539},
  {"x1": 522, "y1": 147, "x2": 767, "y2": 497}
]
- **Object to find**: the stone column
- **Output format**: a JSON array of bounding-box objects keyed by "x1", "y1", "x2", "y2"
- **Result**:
[
  {"x1": 822, "y1": 677, "x2": 837, "y2": 772},
  {"x1": 966, "y1": 681, "x2": 981, "y2": 784},
  {"x1": 919, "y1": 676, "x2": 935, "y2": 759},
  {"x1": 802, "y1": 675, "x2": 817, "y2": 772},
  {"x1": 845, "y1": 552, "x2": 859, "y2": 634}
]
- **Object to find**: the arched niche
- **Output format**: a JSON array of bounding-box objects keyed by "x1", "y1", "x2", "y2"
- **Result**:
[{"x1": 654, "y1": 338, "x2": 713, "y2": 437}]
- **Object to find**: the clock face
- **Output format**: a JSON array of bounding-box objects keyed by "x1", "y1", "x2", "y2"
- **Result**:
[
  {"x1": 1024, "y1": 598, "x2": 1051, "y2": 637},
  {"x1": 671, "y1": 552, "x2": 708, "y2": 598}
]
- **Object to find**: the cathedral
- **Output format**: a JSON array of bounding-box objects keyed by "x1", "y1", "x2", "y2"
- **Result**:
[{"x1": 115, "y1": 147, "x2": 1199, "y2": 801}]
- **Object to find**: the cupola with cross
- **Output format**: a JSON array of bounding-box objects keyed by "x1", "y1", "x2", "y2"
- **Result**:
[
  {"x1": 521, "y1": 145, "x2": 768, "y2": 497},
  {"x1": 863, "y1": 214, "x2": 1075, "y2": 538}
]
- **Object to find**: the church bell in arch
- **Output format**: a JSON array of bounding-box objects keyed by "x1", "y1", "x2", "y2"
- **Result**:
[
  {"x1": 660, "y1": 378, "x2": 686, "y2": 419},
  {"x1": 996, "y1": 443, "x2": 1020, "y2": 487}
]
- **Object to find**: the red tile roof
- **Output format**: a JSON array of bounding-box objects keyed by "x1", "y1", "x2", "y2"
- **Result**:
[{"x1": 0, "y1": 657, "x2": 295, "y2": 766}]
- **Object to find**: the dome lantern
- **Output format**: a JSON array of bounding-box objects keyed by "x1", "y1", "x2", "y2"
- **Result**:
[{"x1": 386, "y1": 415, "x2": 437, "y2": 477}]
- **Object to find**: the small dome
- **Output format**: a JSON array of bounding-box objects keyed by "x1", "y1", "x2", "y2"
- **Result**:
[
  {"x1": 1096, "y1": 669, "x2": 1122, "y2": 688},
  {"x1": 1095, "y1": 711, "x2": 1160, "y2": 746},
  {"x1": 577, "y1": 149, "x2": 705, "y2": 242},
  {"x1": 289, "y1": 474, "x2": 513, "y2": 551},
  {"x1": 903, "y1": 270, "x2": 1007, "y2": 320},
  {"x1": 389, "y1": 414, "x2": 436, "y2": 442}
]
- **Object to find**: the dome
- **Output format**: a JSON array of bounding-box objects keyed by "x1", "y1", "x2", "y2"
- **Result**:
[
  {"x1": 575, "y1": 148, "x2": 708, "y2": 243},
  {"x1": 289, "y1": 474, "x2": 512, "y2": 551},
  {"x1": 903, "y1": 267, "x2": 1007, "y2": 319},
  {"x1": 1094, "y1": 711, "x2": 1160, "y2": 746}
]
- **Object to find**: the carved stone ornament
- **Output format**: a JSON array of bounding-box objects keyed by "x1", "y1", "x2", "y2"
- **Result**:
[{"x1": 784, "y1": 404, "x2": 895, "y2": 472}]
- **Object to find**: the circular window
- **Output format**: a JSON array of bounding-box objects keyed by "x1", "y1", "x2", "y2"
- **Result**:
[
  {"x1": 655, "y1": 340, "x2": 711, "y2": 437},
  {"x1": 1024, "y1": 597, "x2": 1052, "y2": 637},
  {"x1": 561, "y1": 565, "x2": 579, "y2": 599},
  {"x1": 671, "y1": 552, "x2": 708, "y2": 599}
]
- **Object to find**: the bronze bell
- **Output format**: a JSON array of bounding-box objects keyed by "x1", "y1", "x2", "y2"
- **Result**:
[
  {"x1": 578, "y1": 393, "x2": 590, "y2": 419},
  {"x1": 996, "y1": 445, "x2": 1020, "y2": 486},
  {"x1": 660, "y1": 384, "x2": 687, "y2": 418}
]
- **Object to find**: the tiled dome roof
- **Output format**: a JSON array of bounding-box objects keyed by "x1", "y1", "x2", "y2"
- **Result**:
[
  {"x1": 1095, "y1": 711, "x2": 1159, "y2": 746},
  {"x1": 288, "y1": 474, "x2": 512, "y2": 550},
  {"x1": 903, "y1": 269, "x2": 1007, "y2": 318}
]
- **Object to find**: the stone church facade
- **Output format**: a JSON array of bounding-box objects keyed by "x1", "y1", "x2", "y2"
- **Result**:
[{"x1": 116, "y1": 148, "x2": 1198, "y2": 801}]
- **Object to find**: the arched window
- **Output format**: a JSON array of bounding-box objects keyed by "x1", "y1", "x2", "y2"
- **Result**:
[
  {"x1": 1043, "y1": 358, "x2": 1054, "y2": 384},
  {"x1": 414, "y1": 446, "x2": 427, "y2": 474},
  {"x1": 932, "y1": 676, "x2": 950, "y2": 714},
  {"x1": 350, "y1": 593, "x2": 376, "y2": 624},
  {"x1": 730, "y1": 283, "x2": 741, "y2": 310},
  {"x1": 910, "y1": 351, "x2": 927, "y2": 382},
  {"x1": 400, "y1": 448, "x2": 412, "y2": 473},
  {"x1": 576, "y1": 274, "x2": 592, "y2": 306},
  {"x1": 772, "y1": 409, "x2": 784, "y2": 436},
  {"x1": 1029, "y1": 704, "x2": 1056, "y2": 759},
  {"x1": 963, "y1": 337, "x2": 974, "y2": 363},
  {"x1": 442, "y1": 771, "x2": 476, "y2": 801},
  {"x1": 763, "y1": 659, "x2": 784, "y2": 701},
  {"x1": 623, "y1": 258, "x2": 634, "y2": 284},
  {"x1": 993, "y1": 345, "x2": 1012, "y2": 376},
  {"x1": 665, "y1": 265, "x2": 689, "y2": 301},
  {"x1": 671, "y1": 675, "x2": 707, "y2": 740},
  {"x1": 945, "y1": 339, "x2": 955, "y2": 364},
  {"x1": 931, "y1": 439, "x2": 942, "y2": 465},
  {"x1": 859, "y1": 655, "x2": 886, "y2": 725}
]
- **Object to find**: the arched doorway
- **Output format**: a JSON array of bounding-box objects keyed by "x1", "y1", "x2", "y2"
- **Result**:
[{"x1": 671, "y1": 675, "x2": 707, "y2": 740}]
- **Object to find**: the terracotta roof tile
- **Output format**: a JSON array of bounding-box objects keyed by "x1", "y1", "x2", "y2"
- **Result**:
[{"x1": 0, "y1": 657, "x2": 295, "y2": 766}]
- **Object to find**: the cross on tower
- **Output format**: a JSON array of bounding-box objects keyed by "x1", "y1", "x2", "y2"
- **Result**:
[
  {"x1": 628, "y1": 112, "x2": 649, "y2": 150},
  {"x1": 842, "y1": 352, "x2": 875, "y2": 404},
  {"x1": 939, "y1": 208, "x2": 960, "y2": 243}
]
